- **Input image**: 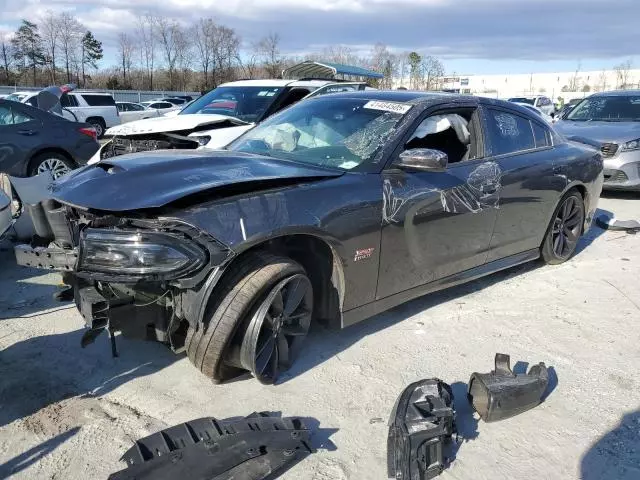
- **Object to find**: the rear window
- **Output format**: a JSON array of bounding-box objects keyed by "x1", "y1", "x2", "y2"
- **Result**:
[
  {"x1": 61, "y1": 94, "x2": 79, "y2": 107},
  {"x1": 81, "y1": 94, "x2": 116, "y2": 107}
]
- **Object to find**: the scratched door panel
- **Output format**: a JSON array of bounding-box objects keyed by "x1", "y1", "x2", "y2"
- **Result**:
[{"x1": 377, "y1": 160, "x2": 500, "y2": 300}]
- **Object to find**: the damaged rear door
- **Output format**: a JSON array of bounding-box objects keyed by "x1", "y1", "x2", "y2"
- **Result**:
[
  {"x1": 377, "y1": 104, "x2": 500, "y2": 299},
  {"x1": 479, "y1": 105, "x2": 563, "y2": 261}
]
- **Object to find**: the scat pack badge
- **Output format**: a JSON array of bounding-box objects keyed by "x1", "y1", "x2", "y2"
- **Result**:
[{"x1": 354, "y1": 247, "x2": 375, "y2": 262}]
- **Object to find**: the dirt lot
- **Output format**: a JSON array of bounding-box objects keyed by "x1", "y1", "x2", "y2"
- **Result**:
[{"x1": 1, "y1": 192, "x2": 639, "y2": 480}]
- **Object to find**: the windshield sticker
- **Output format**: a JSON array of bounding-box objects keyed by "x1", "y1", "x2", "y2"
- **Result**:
[{"x1": 363, "y1": 100, "x2": 411, "y2": 114}]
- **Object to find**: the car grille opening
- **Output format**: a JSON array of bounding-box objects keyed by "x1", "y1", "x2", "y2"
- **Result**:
[
  {"x1": 104, "y1": 135, "x2": 200, "y2": 158},
  {"x1": 603, "y1": 169, "x2": 628, "y2": 183},
  {"x1": 600, "y1": 143, "x2": 619, "y2": 158}
]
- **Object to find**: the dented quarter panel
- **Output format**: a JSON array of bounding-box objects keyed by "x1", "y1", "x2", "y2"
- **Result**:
[{"x1": 171, "y1": 173, "x2": 384, "y2": 311}]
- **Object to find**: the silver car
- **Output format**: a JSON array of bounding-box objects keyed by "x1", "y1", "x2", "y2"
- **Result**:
[{"x1": 555, "y1": 90, "x2": 640, "y2": 191}]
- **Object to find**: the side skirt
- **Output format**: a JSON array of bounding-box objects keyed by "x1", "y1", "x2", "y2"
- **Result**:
[{"x1": 341, "y1": 249, "x2": 540, "y2": 328}]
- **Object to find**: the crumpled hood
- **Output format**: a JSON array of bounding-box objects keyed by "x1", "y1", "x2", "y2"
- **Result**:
[
  {"x1": 49, "y1": 150, "x2": 343, "y2": 212},
  {"x1": 555, "y1": 120, "x2": 640, "y2": 147},
  {"x1": 105, "y1": 114, "x2": 249, "y2": 136}
]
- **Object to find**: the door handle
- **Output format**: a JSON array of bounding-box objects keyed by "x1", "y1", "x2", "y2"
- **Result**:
[{"x1": 17, "y1": 129, "x2": 36, "y2": 136}]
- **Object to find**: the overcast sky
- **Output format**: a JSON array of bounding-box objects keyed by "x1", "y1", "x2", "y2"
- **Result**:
[{"x1": 0, "y1": 0, "x2": 638, "y2": 75}]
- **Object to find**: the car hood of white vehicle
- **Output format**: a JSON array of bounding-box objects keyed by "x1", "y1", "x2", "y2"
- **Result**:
[{"x1": 104, "y1": 114, "x2": 250, "y2": 136}]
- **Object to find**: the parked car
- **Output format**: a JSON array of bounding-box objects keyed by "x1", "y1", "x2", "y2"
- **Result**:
[
  {"x1": 0, "y1": 98, "x2": 99, "y2": 178},
  {"x1": 139, "y1": 100, "x2": 180, "y2": 111},
  {"x1": 90, "y1": 79, "x2": 369, "y2": 163},
  {"x1": 116, "y1": 102, "x2": 162, "y2": 124},
  {"x1": 512, "y1": 102, "x2": 554, "y2": 123},
  {"x1": 15, "y1": 91, "x2": 603, "y2": 384},
  {"x1": 14, "y1": 88, "x2": 120, "y2": 138},
  {"x1": 555, "y1": 90, "x2": 640, "y2": 191},
  {"x1": 507, "y1": 95, "x2": 555, "y2": 116},
  {"x1": 155, "y1": 97, "x2": 188, "y2": 106}
]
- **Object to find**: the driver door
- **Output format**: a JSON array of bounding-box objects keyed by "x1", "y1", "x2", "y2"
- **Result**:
[{"x1": 376, "y1": 105, "x2": 500, "y2": 299}]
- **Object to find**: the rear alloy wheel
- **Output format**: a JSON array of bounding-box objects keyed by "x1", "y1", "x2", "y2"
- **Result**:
[
  {"x1": 541, "y1": 190, "x2": 585, "y2": 264},
  {"x1": 88, "y1": 119, "x2": 105, "y2": 138},
  {"x1": 239, "y1": 274, "x2": 313, "y2": 384},
  {"x1": 30, "y1": 153, "x2": 75, "y2": 179}
]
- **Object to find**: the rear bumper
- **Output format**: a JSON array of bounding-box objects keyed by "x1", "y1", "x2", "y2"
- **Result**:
[{"x1": 602, "y1": 150, "x2": 640, "y2": 191}]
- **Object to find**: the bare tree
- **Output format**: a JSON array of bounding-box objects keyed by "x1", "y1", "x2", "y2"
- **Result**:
[
  {"x1": 314, "y1": 45, "x2": 357, "y2": 65},
  {"x1": 568, "y1": 61, "x2": 582, "y2": 91},
  {"x1": 0, "y1": 41, "x2": 13, "y2": 84},
  {"x1": 40, "y1": 10, "x2": 60, "y2": 83},
  {"x1": 154, "y1": 17, "x2": 189, "y2": 90},
  {"x1": 193, "y1": 18, "x2": 215, "y2": 89},
  {"x1": 212, "y1": 26, "x2": 241, "y2": 86},
  {"x1": 597, "y1": 70, "x2": 608, "y2": 92},
  {"x1": 57, "y1": 13, "x2": 84, "y2": 83},
  {"x1": 254, "y1": 33, "x2": 282, "y2": 78},
  {"x1": 614, "y1": 60, "x2": 632, "y2": 89},
  {"x1": 137, "y1": 14, "x2": 156, "y2": 89},
  {"x1": 369, "y1": 43, "x2": 397, "y2": 88},
  {"x1": 117, "y1": 32, "x2": 135, "y2": 87},
  {"x1": 421, "y1": 56, "x2": 445, "y2": 90}
]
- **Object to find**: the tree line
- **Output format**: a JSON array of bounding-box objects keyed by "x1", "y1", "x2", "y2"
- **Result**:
[{"x1": 1, "y1": 12, "x2": 447, "y2": 93}]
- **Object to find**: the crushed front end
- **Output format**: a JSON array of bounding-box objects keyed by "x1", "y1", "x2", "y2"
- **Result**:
[{"x1": 14, "y1": 199, "x2": 233, "y2": 355}]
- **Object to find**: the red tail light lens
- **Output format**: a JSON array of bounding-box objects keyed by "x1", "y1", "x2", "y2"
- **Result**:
[{"x1": 79, "y1": 127, "x2": 97, "y2": 140}]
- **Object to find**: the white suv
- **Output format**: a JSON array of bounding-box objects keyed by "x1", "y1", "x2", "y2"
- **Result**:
[
  {"x1": 60, "y1": 92, "x2": 120, "y2": 138},
  {"x1": 91, "y1": 79, "x2": 369, "y2": 162}
]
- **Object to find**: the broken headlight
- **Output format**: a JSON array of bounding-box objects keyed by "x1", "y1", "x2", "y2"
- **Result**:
[{"x1": 78, "y1": 229, "x2": 206, "y2": 279}]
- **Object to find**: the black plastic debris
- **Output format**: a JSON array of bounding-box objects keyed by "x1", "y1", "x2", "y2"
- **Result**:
[
  {"x1": 109, "y1": 413, "x2": 313, "y2": 480},
  {"x1": 468, "y1": 353, "x2": 549, "y2": 423},
  {"x1": 595, "y1": 215, "x2": 640, "y2": 234},
  {"x1": 387, "y1": 379, "x2": 455, "y2": 480}
]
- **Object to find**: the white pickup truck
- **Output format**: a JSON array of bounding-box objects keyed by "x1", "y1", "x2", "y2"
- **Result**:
[{"x1": 7, "y1": 88, "x2": 120, "y2": 138}]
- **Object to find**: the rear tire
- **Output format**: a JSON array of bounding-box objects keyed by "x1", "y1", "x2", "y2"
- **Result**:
[
  {"x1": 29, "y1": 152, "x2": 75, "y2": 179},
  {"x1": 87, "y1": 118, "x2": 105, "y2": 138},
  {"x1": 541, "y1": 189, "x2": 585, "y2": 265},
  {"x1": 186, "y1": 253, "x2": 312, "y2": 384}
]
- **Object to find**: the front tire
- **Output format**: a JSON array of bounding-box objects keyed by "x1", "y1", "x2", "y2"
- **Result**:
[
  {"x1": 186, "y1": 253, "x2": 313, "y2": 384},
  {"x1": 541, "y1": 189, "x2": 585, "y2": 265}
]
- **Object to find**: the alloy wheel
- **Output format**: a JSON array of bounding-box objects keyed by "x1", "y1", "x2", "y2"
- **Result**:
[
  {"x1": 240, "y1": 274, "x2": 313, "y2": 384},
  {"x1": 551, "y1": 195, "x2": 583, "y2": 258},
  {"x1": 36, "y1": 158, "x2": 72, "y2": 179}
]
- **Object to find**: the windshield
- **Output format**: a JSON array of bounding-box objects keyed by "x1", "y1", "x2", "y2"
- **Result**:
[
  {"x1": 180, "y1": 86, "x2": 283, "y2": 122},
  {"x1": 227, "y1": 97, "x2": 409, "y2": 170},
  {"x1": 5, "y1": 93, "x2": 28, "y2": 102},
  {"x1": 509, "y1": 97, "x2": 535, "y2": 105},
  {"x1": 566, "y1": 95, "x2": 640, "y2": 121}
]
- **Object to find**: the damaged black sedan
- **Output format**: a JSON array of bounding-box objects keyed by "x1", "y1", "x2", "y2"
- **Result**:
[{"x1": 15, "y1": 91, "x2": 603, "y2": 384}]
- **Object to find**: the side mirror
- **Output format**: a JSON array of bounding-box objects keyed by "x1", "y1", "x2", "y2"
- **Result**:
[{"x1": 396, "y1": 148, "x2": 448, "y2": 172}]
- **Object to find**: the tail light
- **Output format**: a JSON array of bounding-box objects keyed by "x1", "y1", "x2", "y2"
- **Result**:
[{"x1": 79, "y1": 127, "x2": 97, "y2": 140}]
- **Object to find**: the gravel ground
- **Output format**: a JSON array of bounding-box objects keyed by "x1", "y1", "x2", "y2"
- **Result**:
[{"x1": 0, "y1": 192, "x2": 639, "y2": 480}]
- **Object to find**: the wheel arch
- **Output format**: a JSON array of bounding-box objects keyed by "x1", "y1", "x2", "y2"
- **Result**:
[
  {"x1": 202, "y1": 233, "x2": 346, "y2": 330},
  {"x1": 28, "y1": 148, "x2": 75, "y2": 175}
]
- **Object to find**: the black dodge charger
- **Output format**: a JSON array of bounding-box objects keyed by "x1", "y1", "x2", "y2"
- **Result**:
[{"x1": 16, "y1": 91, "x2": 603, "y2": 384}]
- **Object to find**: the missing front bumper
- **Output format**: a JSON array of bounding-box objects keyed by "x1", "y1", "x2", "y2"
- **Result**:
[{"x1": 14, "y1": 244, "x2": 78, "y2": 271}]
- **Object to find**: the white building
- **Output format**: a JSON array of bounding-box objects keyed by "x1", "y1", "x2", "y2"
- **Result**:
[{"x1": 394, "y1": 68, "x2": 640, "y2": 101}]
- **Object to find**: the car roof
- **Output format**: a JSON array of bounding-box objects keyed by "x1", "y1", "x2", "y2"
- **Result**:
[
  {"x1": 309, "y1": 89, "x2": 472, "y2": 104},
  {"x1": 591, "y1": 90, "x2": 640, "y2": 97},
  {"x1": 218, "y1": 79, "x2": 348, "y2": 88}
]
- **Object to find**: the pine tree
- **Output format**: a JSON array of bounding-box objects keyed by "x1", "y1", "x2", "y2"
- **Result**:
[
  {"x1": 11, "y1": 20, "x2": 45, "y2": 86},
  {"x1": 81, "y1": 31, "x2": 103, "y2": 87}
]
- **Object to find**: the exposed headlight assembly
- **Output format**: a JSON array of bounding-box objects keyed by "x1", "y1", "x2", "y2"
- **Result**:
[
  {"x1": 79, "y1": 229, "x2": 207, "y2": 280},
  {"x1": 621, "y1": 138, "x2": 640, "y2": 152},
  {"x1": 191, "y1": 135, "x2": 211, "y2": 146}
]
